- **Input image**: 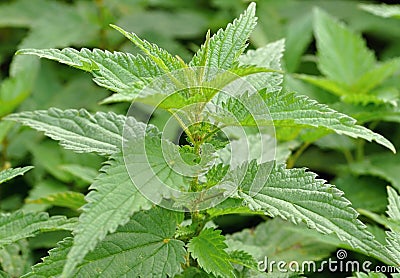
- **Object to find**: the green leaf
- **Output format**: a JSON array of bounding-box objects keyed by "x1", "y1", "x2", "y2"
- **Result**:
[
  {"x1": 0, "y1": 166, "x2": 33, "y2": 185},
  {"x1": 350, "y1": 58, "x2": 400, "y2": 95},
  {"x1": 228, "y1": 250, "x2": 258, "y2": 270},
  {"x1": 359, "y1": 4, "x2": 400, "y2": 19},
  {"x1": 62, "y1": 152, "x2": 151, "y2": 277},
  {"x1": 239, "y1": 39, "x2": 284, "y2": 93},
  {"x1": 188, "y1": 228, "x2": 235, "y2": 278},
  {"x1": 226, "y1": 218, "x2": 335, "y2": 270},
  {"x1": 230, "y1": 162, "x2": 396, "y2": 264},
  {"x1": 313, "y1": 8, "x2": 376, "y2": 85},
  {"x1": 24, "y1": 208, "x2": 186, "y2": 278},
  {"x1": 387, "y1": 187, "x2": 400, "y2": 221},
  {"x1": 190, "y1": 3, "x2": 257, "y2": 78},
  {"x1": 26, "y1": 191, "x2": 86, "y2": 210},
  {"x1": 110, "y1": 24, "x2": 185, "y2": 73},
  {"x1": 16, "y1": 48, "x2": 162, "y2": 94},
  {"x1": 0, "y1": 211, "x2": 76, "y2": 247},
  {"x1": 6, "y1": 108, "x2": 125, "y2": 156},
  {"x1": 218, "y1": 90, "x2": 395, "y2": 152},
  {"x1": 265, "y1": 91, "x2": 395, "y2": 152},
  {"x1": 345, "y1": 153, "x2": 400, "y2": 191}
]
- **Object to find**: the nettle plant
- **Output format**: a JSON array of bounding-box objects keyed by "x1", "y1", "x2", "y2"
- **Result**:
[{"x1": 2, "y1": 3, "x2": 400, "y2": 277}]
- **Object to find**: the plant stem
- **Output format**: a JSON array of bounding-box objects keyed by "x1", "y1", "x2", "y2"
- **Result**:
[{"x1": 286, "y1": 142, "x2": 311, "y2": 169}]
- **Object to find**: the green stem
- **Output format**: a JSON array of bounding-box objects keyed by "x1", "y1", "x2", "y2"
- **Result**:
[
  {"x1": 342, "y1": 149, "x2": 354, "y2": 164},
  {"x1": 356, "y1": 120, "x2": 380, "y2": 162},
  {"x1": 286, "y1": 142, "x2": 311, "y2": 169}
]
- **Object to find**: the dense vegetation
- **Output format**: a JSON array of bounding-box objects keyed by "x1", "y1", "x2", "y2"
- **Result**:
[{"x1": 0, "y1": 0, "x2": 399, "y2": 277}]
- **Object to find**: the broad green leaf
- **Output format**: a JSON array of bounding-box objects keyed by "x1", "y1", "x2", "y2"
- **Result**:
[
  {"x1": 226, "y1": 218, "x2": 334, "y2": 265},
  {"x1": 62, "y1": 152, "x2": 151, "y2": 277},
  {"x1": 16, "y1": 48, "x2": 162, "y2": 94},
  {"x1": 296, "y1": 58, "x2": 400, "y2": 106},
  {"x1": 6, "y1": 108, "x2": 125, "y2": 156},
  {"x1": 313, "y1": 9, "x2": 376, "y2": 85},
  {"x1": 350, "y1": 58, "x2": 400, "y2": 95},
  {"x1": 0, "y1": 166, "x2": 33, "y2": 185},
  {"x1": 188, "y1": 228, "x2": 235, "y2": 278},
  {"x1": 190, "y1": 3, "x2": 257, "y2": 79},
  {"x1": 230, "y1": 162, "x2": 396, "y2": 264},
  {"x1": 266, "y1": 91, "x2": 395, "y2": 152},
  {"x1": 0, "y1": 240, "x2": 32, "y2": 277},
  {"x1": 217, "y1": 90, "x2": 395, "y2": 152},
  {"x1": 228, "y1": 250, "x2": 258, "y2": 270},
  {"x1": 239, "y1": 39, "x2": 284, "y2": 93},
  {"x1": 24, "y1": 208, "x2": 186, "y2": 278},
  {"x1": 110, "y1": 24, "x2": 185, "y2": 73},
  {"x1": 26, "y1": 191, "x2": 86, "y2": 210},
  {"x1": 359, "y1": 4, "x2": 400, "y2": 19},
  {"x1": 284, "y1": 13, "x2": 313, "y2": 73},
  {"x1": 0, "y1": 211, "x2": 76, "y2": 247},
  {"x1": 345, "y1": 153, "x2": 400, "y2": 191}
]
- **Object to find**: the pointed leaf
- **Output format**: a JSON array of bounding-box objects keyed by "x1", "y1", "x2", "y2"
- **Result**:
[
  {"x1": 188, "y1": 228, "x2": 235, "y2": 278},
  {"x1": 314, "y1": 9, "x2": 376, "y2": 84},
  {"x1": 229, "y1": 162, "x2": 396, "y2": 264},
  {"x1": 17, "y1": 48, "x2": 162, "y2": 94},
  {"x1": 239, "y1": 39, "x2": 284, "y2": 92},
  {"x1": 110, "y1": 24, "x2": 184, "y2": 73},
  {"x1": 0, "y1": 167, "x2": 33, "y2": 185},
  {"x1": 266, "y1": 91, "x2": 395, "y2": 152},
  {"x1": 6, "y1": 108, "x2": 125, "y2": 155},
  {"x1": 387, "y1": 187, "x2": 400, "y2": 222},
  {"x1": 190, "y1": 3, "x2": 257, "y2": 78},
  {"x1": 26, "y1": 191, "x2": 86, "y2": 210},
  {"x1": 216, "y1": 90, "x2": 395, "y2": 152},
  {"x1": 24, "y1": 208, "x2": 185, "y2": 278},
  {"x1": 62, "y1": 152, "x2": 151, "y2": 277},
  {"x1": 0, "y1": 211, "x2": 76, "y2": 247}
]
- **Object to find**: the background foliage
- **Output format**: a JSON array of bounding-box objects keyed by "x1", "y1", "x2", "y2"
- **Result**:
[{"x1": 0, "y1": 0, "x2": 399, "y2": 277}]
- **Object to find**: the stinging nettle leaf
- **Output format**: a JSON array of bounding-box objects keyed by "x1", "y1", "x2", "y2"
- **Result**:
[
  {"x1": 313, "y1": 8, "x2": 376, "y2": 85},
  {"x1": 26, "y1": 191, "x2": 86, "y2": 210},
  {"x1": 6, "y1": 108, "x2": 125, "y2": 156},
  {"x1": 61, "y1": 152, "x2": 151, "y2": 277},
  {"x1": 190, "y1": 2, "x2": 257, "y2": 79},
  {"x1": 188, "y1": 228, "x2": 235, "y2": 278},
  {"x1": 265, "y1": 91, "x2": 396, "y2": 153},
  {"x1": 16, "y1": 47, "x2": 162, "y2": 94},
  {"x1": 24, "y1": 208, "x2": 186, "y2": 278},
  {"x1": 229, "y1": 162, "x2": 397, "y2": 264},
  {"x1": 0, "y1": 211, "x2": 76, "y2": 247},
  {"x1": 0, "y1": 166, "x2": 33, "y2": 185},
  {"x1": 239, "y1": 39, "x2": 285, "y2": 93},
  {"x1": 110, "y1": 24, "x2": 185, "y2": 73}
]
